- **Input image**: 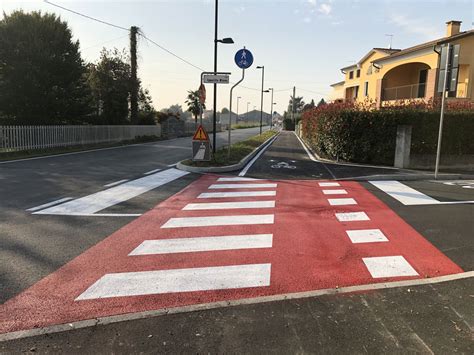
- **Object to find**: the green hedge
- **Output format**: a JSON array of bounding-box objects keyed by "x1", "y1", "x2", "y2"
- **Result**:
[{"x1": 301, "y1": 102, "x2": 474, "y2": 165}]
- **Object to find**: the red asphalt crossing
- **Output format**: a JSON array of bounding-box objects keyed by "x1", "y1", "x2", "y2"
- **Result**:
[{"x1": 1, "y1": 175, "x2": 463, "y2": 334}]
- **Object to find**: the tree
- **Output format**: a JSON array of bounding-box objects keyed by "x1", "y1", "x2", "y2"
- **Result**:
[
  {"x1": 0, "y1": 11, "x2": 91, "y2": 124},
  {"x1": 288, "y1": 96, "x2": 305, "y2": 114},
  {"x1": 317, "y1": 98, "x2": 327, "y2": 107},
  {"x1": 185, "y1": 90, "x2": 204, "y2": 123},
  {"x1": 86, "y1": 48, "x2": 131, "y2": 125},
  {"x1": 221, "y1": 107, "x2": 230, "y2": 114},
  {"x1": 137, "y1": 88, "x2": 157, "y2": 125},
  {"x1": 303, "y1": 99, "x2": 315, "y2": 111}
]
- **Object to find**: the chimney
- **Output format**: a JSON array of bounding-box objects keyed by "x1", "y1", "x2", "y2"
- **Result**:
[{"x1": 446, "y1": 20, "x2": 462, "y2": 37}]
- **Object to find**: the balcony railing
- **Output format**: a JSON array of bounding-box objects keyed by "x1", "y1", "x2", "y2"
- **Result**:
[{"x1": 383, "y1": 83, "x2": 426, "y2": 101}]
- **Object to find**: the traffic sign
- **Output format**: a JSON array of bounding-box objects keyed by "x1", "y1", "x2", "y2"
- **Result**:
[
  {"x1": 192, "y1": 141, "x2": 211, "y2": 161},
  {"x1": 203, "y1": 74, "x2": 230, "y2": 84},
  {"x1": 234, "y1": 48, "x2": 253, "y2": 69},
  {"x1": 192, "y1": 125, "x2": 209, "y2": 141},
  {"x1": 198, "y1": 83, "x2": 206, "y2": 104}
]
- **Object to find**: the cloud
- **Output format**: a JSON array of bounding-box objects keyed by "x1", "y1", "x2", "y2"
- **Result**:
[
  {"x1": 307, "y1": 0, "x2": 317, "y2": 6},
  {"x1": 303, "y1": 16, "x2": 312, "y2": 23},
  {"x1": 318, "y1": 3, "x2": 332, "y2": 15},
  {"x1": 389, "y1": 14, "x2": 443, "y2": 40}
]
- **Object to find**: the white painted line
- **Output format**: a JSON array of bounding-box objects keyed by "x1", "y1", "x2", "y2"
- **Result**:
[
  {"x1": 346, "y1": 229, "x2": 389, "y2": 244},
  {"x1": 161, "y1": 214, "x2": 274, "y2": 228},
  {"x1": 363, "y1": 256, "x2": 419, "y2": 278},
  {"x1": 239, "y1": 134, "x2": 279, "y2": 176},
  {"x1": 129, "y1": 234, "x2": 273, "y2": 255},
  {"x1": 217, "y1": 177, "x2": 260, "y2": 182},
  {"x1": 293, "y1": 132, "x2": 336, "y2": 179},
  {"x1": 209, "y1": 183, "x2": 277, "y2": 189},
  {"x1": 3, "y1": 271, "x2": 473, "y2": 342},
  {"x1": 26, "y1": 197, "x2": 73, "y2": 212},
  {"x1": 104, "y1": 179, "x2": 128, "y2": 188},
  {"x1": 328, "y1": 198, "x2": 357, "y2": 206},
  {"x1": 144, "y1": 168, "x2": 161, "y2": 175},
  {"x1": 76, "y1": 264, "x2": 272, "y2": 300},
  {"x1": 322, "y1": 189, "x2": 347, "y2": 195},
  {"x1": 34, "y1": 169, "x2": 189, "y2": 216},
  {"x1": 335, "y1": 212, "x2": 370, "y2": 222},
  {"x1": 183, "y1": 200, "x2": 275, "y2": 211},
  {"x1": 319, "y1": 182, "x2": 340, "y2": 187},
  {"x1": 369, "y1": 180, "x2": 438, "y2": 205},
  {"x1": 198, "y1": 191, "x2": 276, "y2": 199}
]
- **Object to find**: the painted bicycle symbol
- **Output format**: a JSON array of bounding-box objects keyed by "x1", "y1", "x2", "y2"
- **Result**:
[{"x1": 271, "y1": 161, "x2": 296, "y2": 169}]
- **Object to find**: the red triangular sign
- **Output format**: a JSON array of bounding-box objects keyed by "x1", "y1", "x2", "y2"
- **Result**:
[{"x1": 193, "y1": 125, "x2": 209, "y2": 141}]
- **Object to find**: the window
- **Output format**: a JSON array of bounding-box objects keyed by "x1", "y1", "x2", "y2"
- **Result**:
[
  {"x1": 356, "y1": 69, "x2": 361, "y2": 78},
  {"x1": 367, "y1": 65, "x2": 372, "y2": 75},
  {"x1": 364, "y1": 82, "x2": 369, "y2": 97},
  {"x1": 349, "y1": 71, "x2": 354, "y2": 79},
  {"x1": 354, "y1": 86, "x2": 359, "y2": 98}
]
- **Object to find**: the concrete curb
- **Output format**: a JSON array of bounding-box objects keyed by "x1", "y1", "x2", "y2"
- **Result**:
[
  {"x1": 296, "y1": 133, "x2": 474, "y2": 181},
  {"x1": 177, "y1": 132, "x2": 280, "y2": 174}
]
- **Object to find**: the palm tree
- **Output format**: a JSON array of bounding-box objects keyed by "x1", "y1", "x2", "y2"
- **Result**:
[
  {"x1": 288, "y1": 96, "x2": 305, "y2": 113},
  {"x1": 185, "y1": 90, "x2": 205, "y2": 123}
]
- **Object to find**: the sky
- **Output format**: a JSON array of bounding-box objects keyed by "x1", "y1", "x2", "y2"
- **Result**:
[{"x1": 1, "y1": 0, "x2": 473, "y2": 115}]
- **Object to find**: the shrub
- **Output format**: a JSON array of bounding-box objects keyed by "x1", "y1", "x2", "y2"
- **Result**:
[
  {"x1": 283, "y1": 118, "x2": 295, "y2": 131},
  {"x1": 301, "y1": 100, "x2": 474, "y2": 165}
]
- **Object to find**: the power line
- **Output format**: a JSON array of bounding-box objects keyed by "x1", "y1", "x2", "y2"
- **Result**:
[
  {"x1": 43, "y1": 1, "x2": 129, "y2": 31},
  {"x1": 82, "y1": 35, "x2": 129, "y2": 51},
  {"x1": 297, "y1": 87, "x2": 328, "y2": 96}
]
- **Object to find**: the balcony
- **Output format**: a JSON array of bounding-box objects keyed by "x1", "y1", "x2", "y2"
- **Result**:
[{"x1": 383, "y1": 83, "x2": 426, "y2": 101}]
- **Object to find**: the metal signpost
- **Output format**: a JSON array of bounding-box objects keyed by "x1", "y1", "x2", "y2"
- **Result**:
[
  {"x1": 434, "y1": 43, "x2": 459, "y2": 179},
  {"x1": 192, "y1": 125, "x2": 211, "y2": 162},
  {"x1": 228, "y1": 48, "x2": 254, "y2": 158}
]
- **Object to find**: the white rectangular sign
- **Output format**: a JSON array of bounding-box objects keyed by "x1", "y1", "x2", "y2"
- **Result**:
[{"x1": 203, "y1": 74, "x2": 230, "y2": 84}]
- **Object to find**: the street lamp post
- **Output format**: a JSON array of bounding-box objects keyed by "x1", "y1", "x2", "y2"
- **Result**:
[
  {"x1": 236, "y1": 96, "x2": 241, "y2": 122},
  {"x1": 256, "y1": 65, "x2": 265, "y2": 135},
  {"x1": 268, "y1": 88, "x2": 274, "y2": 129},
  {"x1": 212, "y1": 0, "x2": 234, "y2": 154},
  {"x1": 246, "y1": 102, "x2": 250, "y2": 121}
]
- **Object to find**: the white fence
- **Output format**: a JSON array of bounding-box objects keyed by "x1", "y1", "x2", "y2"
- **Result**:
[{"x1": 0, "y1": 125, "x2": 162, "y2": 152}]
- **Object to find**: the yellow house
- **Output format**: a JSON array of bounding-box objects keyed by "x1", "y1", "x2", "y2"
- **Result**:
[{"x1": 330, "y1": 20, "x2": 474, "y2": 106}]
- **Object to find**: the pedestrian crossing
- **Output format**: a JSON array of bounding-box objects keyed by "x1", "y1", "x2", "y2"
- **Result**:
[{"x1": 77, "y1": 176, "x2": 278, "y2": 301}]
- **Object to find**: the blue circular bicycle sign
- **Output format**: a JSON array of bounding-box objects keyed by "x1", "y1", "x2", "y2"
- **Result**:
[{"x1": 234, "y1": 48, "x2": 253, "y2": 69}]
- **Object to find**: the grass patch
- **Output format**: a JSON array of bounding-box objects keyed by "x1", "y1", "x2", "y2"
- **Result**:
[
  {"x1": 232, "y1": 123, "x2": 260, "y2": 129},
  {"x1": 0, "y1": 135, "x2": 162, "y2": 161},
  {"x1": 182, "y1": 130, "x2": 277, "y2": 167}
]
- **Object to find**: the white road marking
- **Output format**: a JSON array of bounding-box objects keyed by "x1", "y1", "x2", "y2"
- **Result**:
[
  {"x1": 293, "y1": 132, "x2": 336, "y2": 179},
  {"x1": 34, "y1": 169, "x2": 189, "y2": 216},
  {"x1": 363, "y1": 256, "x2": 418, "y2": 278},
  {"x1": 26, "y1": 197, "x2": 73, "y2": 212},
  {"x1": 35, "y1": 213, "x2": 143, "y2": 217},
  {"x1": 346, "y1": 229, "x2": 389, "y2": 244},
  {"x1": 129, "y1": 234, "x2": 273, "y2": 255},
  {"x1": 369, "y1": 180, "x2": 439, "y2": 205},
  {"x1": 335, "y1": 212, "x2": 370, "y2": 222},
  {"x1": 328, "y1": 198, "x2": 357, "y2": 206},
  {"x1": 209, "y1": 183, "x2": 277, "y2": 189},
  {"x1": 161, "y1": 214, "x2": 274, "y2": 228},
  {"x1": 144, "y1": 168, "x2": 161, "y2": 175},
  {"x1": 322, "y1": 189, "x2": 347, "y2": 195},
  {"x1": 198, "y1": 191, "x2": 276, "y2": 198},
  {"x1": 239, "y1": 134, "x2": 279, "y2": 176},
  {"x1": 319, "y1": 182, "x2": 340, "y2": 187},
  {"x1": 217, "y1": 177, "x2": 259, "y2": 182},
  {"x1": 75, "y1": 264, "x2": 272, "y2": 300},
  {"x1": 104, "y1": 179, "x2": 128, "y2": 188},
  {"x1": 183, "y1": 200, "x2": 275, "y2": 210}
]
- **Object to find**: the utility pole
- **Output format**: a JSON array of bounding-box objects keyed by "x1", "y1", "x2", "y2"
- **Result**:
[
  {"x1": 257, "y1": 66, "x2": 265, "y2": 134},
  {"x1": 212, "y1": 0, "x2": 219, "y2": 154},
  {"x1": 236, "y1": 97, "x2": 241, "y2": 121},
  {"x1": 269, "y1": 88, "x2": 274, "y2": 129},
  {"x1": 292, "y1": 86, "x2": 296, "y2": 122},
  {"x1": 246, "y1": 102, "x2": 250, "y2": 121},
  {"x1": 130, "y1": 26, "x2": 139, "y2": 125}
]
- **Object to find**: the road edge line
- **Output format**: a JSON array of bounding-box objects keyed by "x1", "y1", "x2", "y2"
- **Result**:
[
  {"x1": 238, "y1": 133, "x2": 279, "y2": 176},
  {"x1": 1, "y1": 271, "x2": 472, "y2": 342}
]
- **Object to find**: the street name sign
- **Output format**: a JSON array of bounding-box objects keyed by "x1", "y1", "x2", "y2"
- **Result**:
[{"x1": 203, "y1": 74, "x2": 230, "y2": 84}]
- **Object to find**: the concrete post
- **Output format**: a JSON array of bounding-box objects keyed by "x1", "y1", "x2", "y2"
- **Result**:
[{"x1": 394, "y1": 125, "x2": 412, "y2": 168}]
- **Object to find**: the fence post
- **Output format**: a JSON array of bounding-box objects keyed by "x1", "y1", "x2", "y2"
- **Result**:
[{"x1": 394, "y1": 125, "x2": 412, "y2": 168}]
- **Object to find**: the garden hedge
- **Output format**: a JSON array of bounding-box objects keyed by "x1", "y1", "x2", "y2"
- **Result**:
[{"x1": 301, "y1": 101, "x2": 474, "y2": 165}]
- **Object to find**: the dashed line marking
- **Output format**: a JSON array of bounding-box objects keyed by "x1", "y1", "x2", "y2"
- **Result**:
[
  {"x1": 183, "y1": 201, "x2": 275, "y2": 210},
  {"x1": 104, "y1": 179, "x2": 128, "y2": 188},
  {"x1": 328, "y1": 198, "x2": 357, "y2": 206},
  {"x1": 346, "y1": 229, "x2": 389, "y2": 244},
  {"x1": 319, "y1": 182, "x2": 340, "y2": 187},
  {"x1": 363, "y1": 256, "x2": 419, "y2": 278},
  {"x1": 335, "y1": 212, "x2": 370, "y2": 222},
  {"x1": 322, "y1": 189, "x2": 348, "y2": 195},
  {"x1": 144, "y1": 168, "x2": 161, "y2": 175},
  {"x1": 217, "y1": 177, "x2": 260, "y2": 182},
  {"x1": 208, "y1": 183, "x2": 277, "y2": 189},
  {"x1": 198, "y1": 191, "x2": 276, "y2": 198},
  {"x1": 26, "y1": 197, "x2": 74, "y2": 212}
]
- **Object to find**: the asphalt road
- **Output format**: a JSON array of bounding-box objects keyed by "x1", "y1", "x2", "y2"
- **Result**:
[{"x1": 0, "y1": 126, "x2": 268, "y2": 303}]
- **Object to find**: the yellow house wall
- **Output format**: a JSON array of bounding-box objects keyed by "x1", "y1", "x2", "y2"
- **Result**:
[{"x1": 449, "y1": 36, "x2": 474, "y2": 99}]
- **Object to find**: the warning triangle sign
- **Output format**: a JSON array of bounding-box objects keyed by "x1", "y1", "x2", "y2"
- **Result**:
[{"x1": 192, "y1": 125, "x2": 209, "y2": 141}]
